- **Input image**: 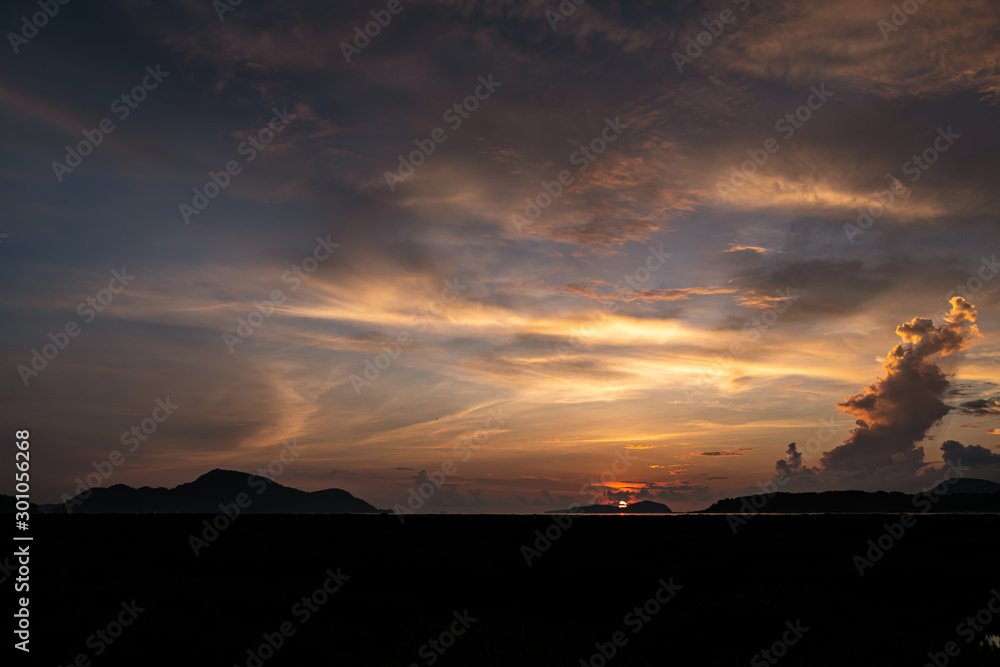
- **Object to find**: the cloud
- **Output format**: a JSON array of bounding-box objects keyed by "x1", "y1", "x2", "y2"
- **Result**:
[
  {"x1": 776, "y1": 442, "x2": 803, "y2": 474},
  {"x1": 774, "y1": 443, "x2": 821, "y2": 484},
  {"x1": 821, "y1": 297, "x2": 980, "y2": 473},
  {"x1": 612, "y1": 287, "x2": 738, "y2": 304},
  {"x1": 714, "y1": 0, "x2": 1000, "y2": 104},
  {"x1": 605, "y1": 488, "x2": 633, "y2": 502},
  {"x1": 693, "y1": 448, "x2": 752, "y2": 457},
  {"x1": 726, "y1": 258, "x2": 895, "y2": 319},
  {"x1": 8, "y1": 0, "x2": 1000, "y2": 508},
  {"x1": 535, "y1": 282, "x2": 738, "y2": 305},
  {"x1": 725, "y1": 244, "x2": 770, "y2": 254},
  {"x1": 940, "y1": 440, "x2": 1000, "y2": 469},
  {"x1": 635, "y1": 483, "x2": 711, "y2": 503},
  {"x1": 955, "y1": 397, "x2": 1000, "y2": 417}
]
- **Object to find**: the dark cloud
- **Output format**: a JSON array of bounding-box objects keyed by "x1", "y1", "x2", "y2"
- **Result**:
[
  {"x1": 955, "y1": 397, "x2": 1000, "y2": 417},
  {"x1": 634, "y1": 483, "x2": 711, "y2": 503},
  {"x1": 726, "y1": 258, "x2": 894, "y2": 319},
  {"x1": 775, "y1": 443, "x2": 802, "y2": 476},
  {"x1": 774, "y1": 443, "x2": 821, "y2": 485},
  {"x1": 940, "y1": 440, "x2": 1000, "y2": 469},
  {"x1": 821, "y1": 298, "x2": 980, "y2": 473}
]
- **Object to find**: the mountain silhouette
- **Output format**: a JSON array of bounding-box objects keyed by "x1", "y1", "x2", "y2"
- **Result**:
[
  {"x1": 701, "y1": 479, "x2": 1000, "y2": 514},
  {"x1": 1, "y1": 495, "x2": 37, "y2": 513},
  {"x1": 40, "y1": 469, "x2": 379, "y2": 514},
  {"x1": 545, "y1": 500, "x2": 672, "y2": 514}
]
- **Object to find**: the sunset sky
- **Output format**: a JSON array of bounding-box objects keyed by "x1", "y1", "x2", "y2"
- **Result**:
[{"x1": 3, "y1": 0, "x2": 1000, "y2": 511}]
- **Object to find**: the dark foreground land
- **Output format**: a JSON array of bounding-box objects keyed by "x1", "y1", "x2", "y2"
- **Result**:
[{"x1": 21, "y1": 514, "x2": 1000, "y2": 666}]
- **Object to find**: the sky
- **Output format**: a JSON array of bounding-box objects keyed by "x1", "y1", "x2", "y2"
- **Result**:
[{"x1": 2, "y1": 0, "x2": 1000, "y2": 512}]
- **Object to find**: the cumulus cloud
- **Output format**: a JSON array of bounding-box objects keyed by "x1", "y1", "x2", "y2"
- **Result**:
[
  {"x1": 774, "y1": 443, "x2": 803, "y2": 476},
  {"x1": 773, "y1": 443, "x2": 821, "y2": 488},
  {"x1": 821, "y1": 297, "x2": 980, "y2": 473},
  {"x1": 770, "y1": 298, "x2": 986, "y2": 489}
]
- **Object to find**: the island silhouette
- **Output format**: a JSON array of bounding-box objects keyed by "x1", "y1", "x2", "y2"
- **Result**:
[
  {"x1": 35, "y1": 469, "x2": 379, "y2": 514},
  {"x1": 21, "y1": 473, "x2": 1000, "y2": 515}
]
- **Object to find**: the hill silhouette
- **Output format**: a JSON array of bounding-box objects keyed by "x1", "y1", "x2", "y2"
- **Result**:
[
  {"x1": 545, "y1": 500, "x2": 672, "y2": 514},
  {"x1": 39, "y1": 468, "x2": 379, "y2": 514},
  {"x1": 701, "y1": 478, "x2": 1000, "y2": 513},
  {"x1": 1, "y1": 494, "x2": 38, "y2": 513}
]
